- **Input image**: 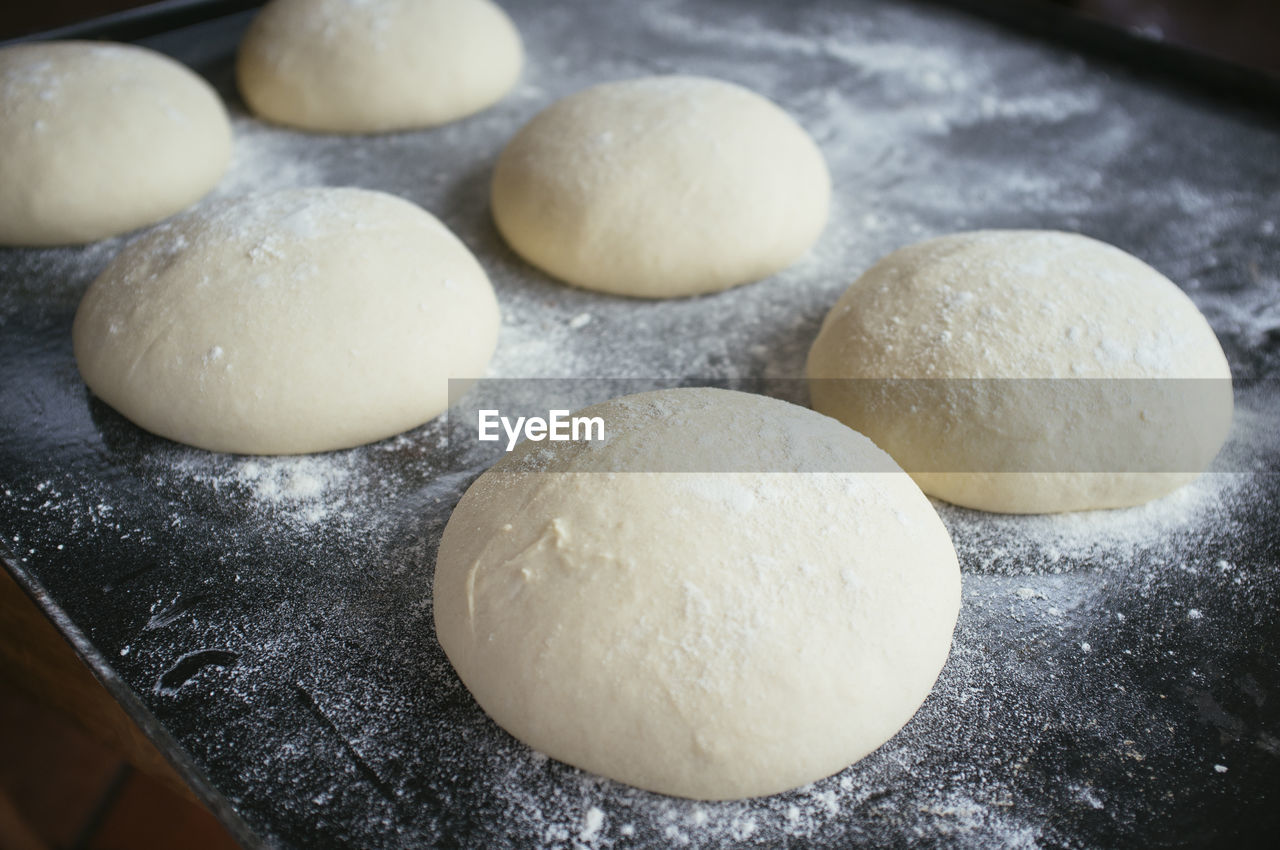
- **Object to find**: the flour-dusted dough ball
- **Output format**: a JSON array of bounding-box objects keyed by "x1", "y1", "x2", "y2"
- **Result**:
[
  {"x1": 73, "y1": 188, "x2": 499, "y2": 455},
  {"x1": 807, "y1": 231, "x2": 1233, "y2": 514},
  {"x1": 434, "y1": 388, "x2": 960, "y2": 800},
  {"x1": 491, "y1": 76, "x2": 831, "y2": 298},
  {"x1": 236, "y1": 0, "x2": 522, "y2": 133},
  {"x1": 0, "y1": 41, "x2": 231, "y2": 246}
]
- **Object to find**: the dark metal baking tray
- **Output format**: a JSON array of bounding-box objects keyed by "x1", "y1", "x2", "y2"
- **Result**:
[{"x1": 3, "y1": 0, "x2": 1278, "y2": 847}]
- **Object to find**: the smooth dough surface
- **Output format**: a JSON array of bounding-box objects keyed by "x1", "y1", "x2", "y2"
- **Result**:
[
  {"x1": 434, "y1": 388, "x2": 960, "y2": 800},
  {"x1": 73, "y1": 187, "x2": 499, "y2": 455},
  {"x1": 807, "y1": 230, "x2": 1233, "y2": 514},
  {"x1": 491, "y1": 76, "x2": 831, "y2": 298},
  {"x1": 0, "y1": 41, "x2": 231, "y2": 246},
  {"x1": 237, "y1": 0, "x2": 522, "y2": 133}
]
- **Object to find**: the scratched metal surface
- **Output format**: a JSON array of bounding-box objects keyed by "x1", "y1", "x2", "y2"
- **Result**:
[{"x1": 2, "y1": 1, "x2": 1279, "y2": 847}]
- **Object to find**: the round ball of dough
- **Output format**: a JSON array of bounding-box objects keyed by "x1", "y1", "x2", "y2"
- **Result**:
[
  {"x1": 73, "y1": 187, "x2": 499, "y2": 455},
  {"x1": 807, "y1": 231, "x2": 1233, "y2": 514},
  {"x1": 491, "y1": 76, "x2": 831, "y2": 298},
  {"x1": 236, "y1": 0, "x2": 523, "y2": 133},
  {"x1": 0, "y1": 41, "x2": 231, "y2": 246},
  {"x1": 434, "y1": 388, "x2": 960, "y2": 800}
]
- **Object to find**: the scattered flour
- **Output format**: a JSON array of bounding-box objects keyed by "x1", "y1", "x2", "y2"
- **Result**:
[{"x1": 1, "y1": 0, "x2": 1276, "y2": 847}]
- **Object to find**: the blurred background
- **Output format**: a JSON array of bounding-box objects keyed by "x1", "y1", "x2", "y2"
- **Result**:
[
  {"x1": 3, "y1": 0, "x2": 1279, "y2": 74},
  {"x1": 1, "y1": 1, "x2": 1276, "y2": 849},
  {"x1": 1066, "y1": 0, "x2": 1279, "y2": 72}
]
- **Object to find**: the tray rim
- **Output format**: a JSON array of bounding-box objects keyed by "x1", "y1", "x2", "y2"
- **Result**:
[
  {"x1": 5, "y1": 0, "x2": 1277, "y2": 109},
  {"x1": 0, "y1": 541, "x2": 267, "y2": 849}
]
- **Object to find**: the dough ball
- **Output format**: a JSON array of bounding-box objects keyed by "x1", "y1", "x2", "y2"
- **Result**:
[
  {"x1": 73, "y1": 187, "x2": 499, "y2": 455},
  {"x1": 434, "y1": 388, "x2": 960, "y2": 800},
  {"x1": 236, "y1": 0, "x2": 523, "y2": 133},
  {"x1": 807, "y1": 231, "x2": 1233, "y2": 514},
  {"x1": 0, "y1": 41, "x2": 231, "y2": 246},
  {"x1": 491, "y1": 76, "x2": 831, "y2": 298}
]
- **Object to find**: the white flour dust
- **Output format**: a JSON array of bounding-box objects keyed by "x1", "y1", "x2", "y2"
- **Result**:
[{"x1": 2, "y1": 0, "x2": 1277, "y2": 846}]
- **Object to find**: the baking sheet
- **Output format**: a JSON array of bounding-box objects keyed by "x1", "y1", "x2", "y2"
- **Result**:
[{"x1": 2, "y1": 0, "x2": 1279, "y2": 846}]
